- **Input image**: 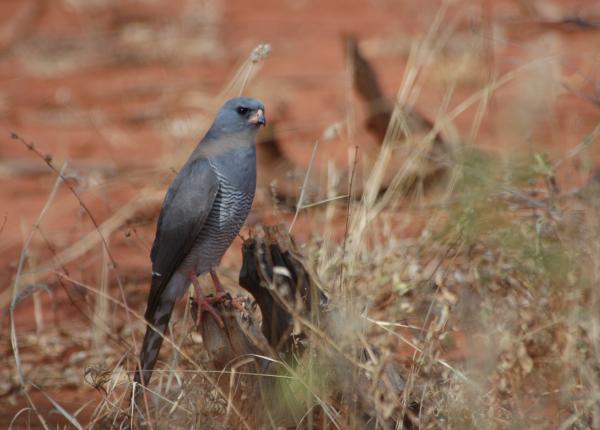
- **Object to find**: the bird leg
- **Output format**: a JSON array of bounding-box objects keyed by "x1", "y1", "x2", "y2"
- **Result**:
[
  {"x1": 210, "y1": 269, "x2": 226, "y2": 295},
  {"x1": 209, "y1": 270, "x2": 248, "y2": 316},
  {"x1": 190, "y1": 274, "x2": 224, "y2": 329}
]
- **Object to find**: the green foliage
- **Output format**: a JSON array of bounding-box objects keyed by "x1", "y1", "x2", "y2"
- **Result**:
[{"x1": 444, "y1": 150, "x2": 575, "y2": 289}]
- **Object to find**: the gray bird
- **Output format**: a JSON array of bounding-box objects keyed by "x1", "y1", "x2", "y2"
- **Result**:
[{"x1": 135, "y1": 97, "x2": 266, "y2": 388}]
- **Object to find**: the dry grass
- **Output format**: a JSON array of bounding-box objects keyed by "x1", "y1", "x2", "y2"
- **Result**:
[{"x1": 4, "y1": 1, "x2": 600, "y2": 429}]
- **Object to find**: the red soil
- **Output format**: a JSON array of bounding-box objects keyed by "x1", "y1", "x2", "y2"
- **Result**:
[{"x1": 1, "y1": 0, "x2": 600, "y2": 427}]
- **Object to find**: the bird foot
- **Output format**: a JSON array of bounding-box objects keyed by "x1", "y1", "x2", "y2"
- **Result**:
[
  {"x1": 207, "y1": 292, "x2": 249, "y2": 318},
  {"x1": 207, "y1": 271, "x2": 249, "y2": 318},
  {"x1": 192, "y1": 293, "x2": 251, "y2": 327},
  {"x1": 227, "y1": 295, "x2": 251, "y2": 320},
  {"x1": 191, "y1": 294, "x2": 225, "y2": 330}
]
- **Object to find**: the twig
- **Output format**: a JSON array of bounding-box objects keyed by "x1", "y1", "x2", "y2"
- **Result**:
[
  {"x1": 11, "y1": 132, "x2": 141, "y2": 387},
  {"x1": 9, "y1": 163, "x2": 66, "y2": 430},
  {"x1": 0, "y1": 189, "x2": 162, "y2": 298},
  {"x1": 299, "y1": 194, "x2": 349, "y2": 209},
  {"x1": 54, "y1": 271, "x2": 252, "y2": 429},
  {"x1": 36, "y1": 225, "x2": 127, "y2": 347},
  {"x1": 289, "y1": 140, "x2": 320, "y2": 233},
  {"x1": 562, "y1": 81, "x2": 600, "y2": 109},
  {"x1": 11, "y1": 133, "x2": 120, "y2": 272},
  {"x1": 36, "y1": 386, "x2": 83, "y2": 430},
  {"x1": 218, "y1": 43, "x2": 271, "y2": 99},
  {"x1": 553, "y1": 121, "x2": 600, "y2": 170},
  {"x1": 363, "y1": 315, "x2": 469, "y2": 382},
  {"x1": 338, "y1": 146, "x2": 359, "y2": 291}
]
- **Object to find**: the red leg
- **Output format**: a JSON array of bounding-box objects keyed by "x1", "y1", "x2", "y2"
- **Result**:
[
  {"x1": 210, "y1": 269, "x2": 226, "y2": 295},
  {"x1": 189, "y1": 274, "x2": 224, "y2": 329},
  {"x1": 210, "y1": 270, "x2": 248, "y2": 317}
]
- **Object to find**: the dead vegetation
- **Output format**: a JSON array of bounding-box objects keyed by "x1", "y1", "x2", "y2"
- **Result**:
[{"x1": 4, "y1": 1, "x2": 600, "y2": 429}]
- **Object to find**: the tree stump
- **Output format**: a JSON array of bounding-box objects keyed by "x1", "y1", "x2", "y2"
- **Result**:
[{"x1": 194, "y1": 224, "x2": 412, "y2": 429}]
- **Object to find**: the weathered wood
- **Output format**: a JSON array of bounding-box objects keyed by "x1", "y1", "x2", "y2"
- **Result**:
[
  {"x1": 239, "y1": 224, "x2": 328, "y2": 352},
  {"x1": 191, "y1": 298, "x2": 274, "y2": 428},
  {"x1": 193, "y1": 225, "x2": 412, "y2": 429}
]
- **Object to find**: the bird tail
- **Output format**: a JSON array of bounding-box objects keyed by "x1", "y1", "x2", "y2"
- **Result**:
[
  {"x1": 135, "y1": 275, "x2": 187, "y2": 390},
  {"x1": 134, "y1": 296, "x2": 176, "y2": 389}
]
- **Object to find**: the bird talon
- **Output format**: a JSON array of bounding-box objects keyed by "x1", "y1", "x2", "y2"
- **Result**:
[
  {"x1": 192, "y1": 296, "x2": 225, "y2": 329},
  {"x1": 225, "y1": 295, "x2": 250, "y2": 319}
]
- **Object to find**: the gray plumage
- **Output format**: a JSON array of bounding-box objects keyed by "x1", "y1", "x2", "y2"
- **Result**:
[{"x1": 135, "y1": 97, "x2": 265, "y2": 388}]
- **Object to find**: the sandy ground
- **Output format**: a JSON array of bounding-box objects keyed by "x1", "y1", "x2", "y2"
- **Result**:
[{"x1": 1, "y1": 0, "x2": 600, "y2": 427}]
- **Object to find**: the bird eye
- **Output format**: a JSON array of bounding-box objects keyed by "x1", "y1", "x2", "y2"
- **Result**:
[{"x1": 236, "y1": 106, "x2": 249, "y2": 115}]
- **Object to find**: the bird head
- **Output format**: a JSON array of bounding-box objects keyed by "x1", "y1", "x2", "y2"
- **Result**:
[{"x1": 211, "y1": 97, "x2": 266, "y2": 135}]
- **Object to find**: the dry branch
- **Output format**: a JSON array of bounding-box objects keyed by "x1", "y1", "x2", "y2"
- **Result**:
[{"x1": 344, "y1": 34, "x2": 450, "y2": 193}]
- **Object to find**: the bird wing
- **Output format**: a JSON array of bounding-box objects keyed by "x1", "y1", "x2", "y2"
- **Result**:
[{"x1": 145, "y1": 157, "x2": 219, "y2": 320}]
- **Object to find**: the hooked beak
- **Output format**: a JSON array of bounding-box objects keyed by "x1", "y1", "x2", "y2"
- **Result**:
[{"x1": 249, "y1": 108, "x2": 266, "y2": 126}]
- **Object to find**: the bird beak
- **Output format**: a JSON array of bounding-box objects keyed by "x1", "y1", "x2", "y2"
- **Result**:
[{"x1": 249, "y1": 109, "x2": 266, "y2": 126}]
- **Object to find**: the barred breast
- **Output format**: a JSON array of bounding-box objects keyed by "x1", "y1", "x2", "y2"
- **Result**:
[{"x1": 187, "y1": 174, "x2": 255, "y2": 275}]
